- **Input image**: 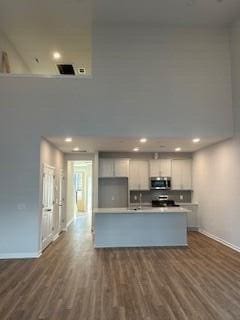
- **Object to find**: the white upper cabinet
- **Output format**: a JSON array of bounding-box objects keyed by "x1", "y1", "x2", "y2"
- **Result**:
[
  {"x1": 149, "y1": 159, "x2": 171, "y2": 177},
  {"x1": 114, "y1": 159, "x2": 129, "y2": 177},
  {"x1": 171, "y1": 159, "x2": 192, "y2": 190},
  {"x1": 129, "y1": 160, "x2": 149, "y2": 190},
  {"x1": 99, "y1": 159, "x2": 129, "y2": 178},
  {"x1": 99, "y1": 159, "x2": 114, "y2": 177}
]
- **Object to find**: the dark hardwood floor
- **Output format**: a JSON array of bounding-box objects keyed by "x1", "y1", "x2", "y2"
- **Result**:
[{"x1": 1, "y1": 215, "x2": 240, "y2": 320}]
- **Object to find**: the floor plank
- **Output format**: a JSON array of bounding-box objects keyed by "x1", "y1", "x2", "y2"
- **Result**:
[{"x1": 0, "y1": 215, "x2": 240, "y2": 320}]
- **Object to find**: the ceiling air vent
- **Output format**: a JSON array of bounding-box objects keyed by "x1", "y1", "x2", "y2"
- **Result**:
[
  {"x1": 57, "y1": 64, "x2": 75, "y2": 75},
  {"x1": 72, "y1": 150, "x2": 87, "y2": 153}
]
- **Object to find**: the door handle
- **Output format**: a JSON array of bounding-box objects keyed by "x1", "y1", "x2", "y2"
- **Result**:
[
  {"x1": 58, "y1": 204, "x2": 63, "y2": 207},
  {"x1": 45, "y1": 209, "x2": 52, "y2": 212}
]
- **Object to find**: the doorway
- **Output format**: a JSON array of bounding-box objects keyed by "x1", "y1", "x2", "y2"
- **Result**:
[
  {"x1": 41, "y1": 164, "x2": 55, "y2": 250},
  {"x1": 66, "y1": 161, "x2": 93, "y2": 226},
  {"x1": 73, "y1": 161, "x2": 92, "y2": 215}
]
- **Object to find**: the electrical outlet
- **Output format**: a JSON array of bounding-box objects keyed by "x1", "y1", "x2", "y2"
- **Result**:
[
  {"x1": 17, "y1": 203, "x2": 26, "y2": 211},
  {"x1": 180, "y1": 195, "x2": 184, "y2": 201}
]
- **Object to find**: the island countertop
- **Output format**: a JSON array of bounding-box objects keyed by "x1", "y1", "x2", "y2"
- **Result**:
[
  {"x1": 94, "y1": 207, "x2": 189, "y2": 248},
  {"x1": 93, "y1": 207, "x2": 190, "y2": 214}
]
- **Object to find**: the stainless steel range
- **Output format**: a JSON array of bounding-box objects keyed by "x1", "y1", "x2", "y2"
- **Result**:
[{"x1": 151, "y1": 195, "x2": 180, "y2": 208}]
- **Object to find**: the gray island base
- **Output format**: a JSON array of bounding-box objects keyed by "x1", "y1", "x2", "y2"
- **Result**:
[{"x1": 94, "y1": 207, "x2": 190, "y2": 248}]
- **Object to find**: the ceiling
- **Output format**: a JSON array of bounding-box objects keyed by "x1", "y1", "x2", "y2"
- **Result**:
[
  {"x1": 96, "y1": 0, "x2": 240, "y2": 27},
  {"x1": 0, "y1": 0, "x2": 92, "y2": 75},
  {"x1": 47, "y1": 136, "x2": 224, "y2": 154},
  {"x1": 1, "y1": 0, "x2": 240, "y2": 75}
]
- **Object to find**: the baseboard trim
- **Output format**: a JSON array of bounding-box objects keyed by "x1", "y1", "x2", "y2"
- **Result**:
[
  {"x1": 0, "y1": 251, "x2": 42, "y2": 259},
  {"x1": 188, "y1": 227, "x2": 199, "y2": 232},
  {"x1": 199, "y1": 229, "x2": 240, "y2": 253},
  {"x1": 66, "y1": 217, "x2": 75, "y2": 229},
  {"x1": 53, "y1": 233, "x2": 59, "y2": 242}
]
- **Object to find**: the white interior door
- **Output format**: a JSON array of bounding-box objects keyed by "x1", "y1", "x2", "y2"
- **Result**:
[
  {"x1": 58, "y1": 170, "x2": 64, "y2": 233},
  {"x1": 42, "y1": 165, "x2": 55, "y2": 250}
]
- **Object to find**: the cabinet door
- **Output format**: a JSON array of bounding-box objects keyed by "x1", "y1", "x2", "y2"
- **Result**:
[
  {"x1": 181, "y1": 159, "x2": 192, "y2": 190},
  {"x1": 171, "y1": 160, "x2": 182, "y2": 190},
  {"x1": 149, "y1": 160, "x2": 161, "y2": 177},
  {"x1": 99, "y1": 159, "x2": 114, "y2": 177},
  {"x1": 129, "y1": 160, "x2": 149, "y2": 190},
  {"x1": 114, "y1": 159, "x2": 129, "y2": 177},
  {"x1": 159, "y1": 159, "x2": 171, "y2": 177},
  {"x1": 171, "y1": 159, "x2": 192, "y2": 190},
  {"x1": 150, "y1": 159, "x2": 171, "y2": 177}
]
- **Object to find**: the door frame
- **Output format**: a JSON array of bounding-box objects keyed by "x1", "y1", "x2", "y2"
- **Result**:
[
  {"x1": 58, "y1": 169, "x2": 65, "y2": 234},
  {"x1": 40, "y1": 163, "x2": 55, "y2": 252}
]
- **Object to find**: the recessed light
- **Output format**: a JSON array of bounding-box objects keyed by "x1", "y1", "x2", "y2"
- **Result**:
[
  {"x1": 65, "y1": 137, "x2": 72, "y2": 142},
  {"x1": 73, "y1": 147, "x2": 80, "y2": 152},
  {"x1": 133, "y1": 147, "x2": 139, "y2": 152},
  {"x1": 53, "y1": 52, "x2": 61, "y2": 60},
  {"x1": 193, "y1": 138, "x2": 200, "y2": 143},
  {"x1": 140, "y1": 138, "x2": 147, "y2": 143},
  {"x1": 175, "y1": 147, "x2": 181, "y2": 152}
]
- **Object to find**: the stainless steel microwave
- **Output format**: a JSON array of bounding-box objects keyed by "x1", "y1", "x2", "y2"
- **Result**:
[{"x1": 150, "y1": 177, "x2": 171, "y2": 190}]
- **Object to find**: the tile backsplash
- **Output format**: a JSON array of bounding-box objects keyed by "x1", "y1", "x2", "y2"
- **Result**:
[{"x1": 130, "y1": 190, "x2": 192, "y2": 204}]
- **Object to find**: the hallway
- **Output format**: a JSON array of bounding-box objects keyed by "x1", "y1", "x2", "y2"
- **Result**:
[{"x1": 1, "y1": 217, "x2": 240, "y2": 320}]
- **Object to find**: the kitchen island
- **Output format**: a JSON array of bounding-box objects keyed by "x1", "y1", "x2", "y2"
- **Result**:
[{"x1": 94, "y1": 207, "x2": 190, "y2": 248}]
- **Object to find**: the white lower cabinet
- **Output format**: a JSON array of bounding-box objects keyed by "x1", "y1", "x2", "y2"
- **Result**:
[{"x1": 129, "y1": 160, "x2": 149, "y2": 190}]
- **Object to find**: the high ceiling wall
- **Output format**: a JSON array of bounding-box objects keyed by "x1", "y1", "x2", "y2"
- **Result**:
[
  {"x1": 96, "y1": 0, "x2": 240, "y2": 26},
  {"x1": 93, "y1": 25, "x2": 233, "y2": 139},
  {"x1": 230, "y1": 20, "x2": 240, "y2": 135}
]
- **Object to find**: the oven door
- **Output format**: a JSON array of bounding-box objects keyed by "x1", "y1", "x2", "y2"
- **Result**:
[{"x1": 150, "y1": 178, "x2": 171, "y2": 190}]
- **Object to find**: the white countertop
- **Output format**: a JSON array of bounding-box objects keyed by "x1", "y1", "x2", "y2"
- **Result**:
[{"x1": 93, "y1": 207, "x2": 190, "y2": 214}]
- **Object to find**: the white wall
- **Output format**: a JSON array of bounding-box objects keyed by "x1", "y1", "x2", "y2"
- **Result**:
[
  {"x1": 0, "y1": 24, "x2": 234, "y2": 256},
  {"x1": 231, "y1": 21, "x2": 240, "y2": 135},
  {"x1": 193, "y1": 138, "x2": 240, "y2": 249},
  {"x1": 40, "y1": 138, "x2": 64, "y2": 173},
  {"x1": 0, "y1": 30, "x2": 30, "y2": 74},
  {"x1": 192, "y1": 21, "x2": 240, "y2": 251},
  {"x1": 94, "y1": 25, "x2": 233, "y2": 138}
]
